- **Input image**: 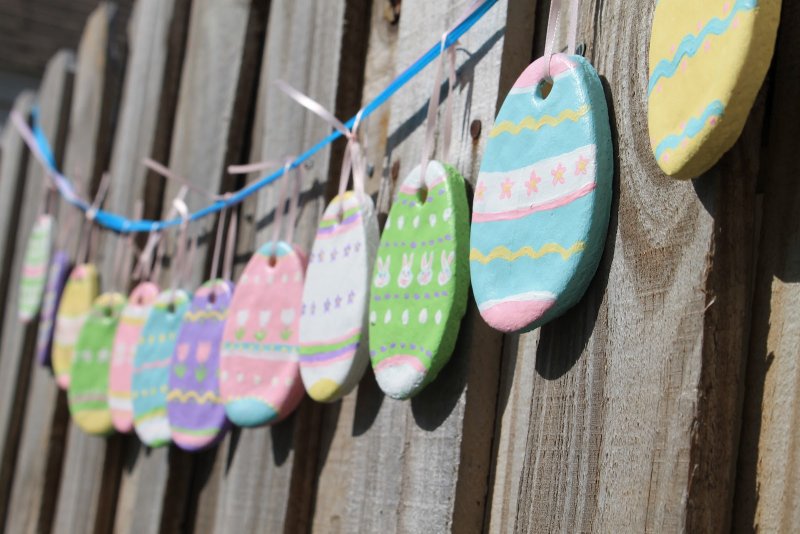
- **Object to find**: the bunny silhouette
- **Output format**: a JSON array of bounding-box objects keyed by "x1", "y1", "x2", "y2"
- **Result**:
[
  {"x1": 374, "y1": 256, "x2": 391, "y2": 288},
  {"x1": 438, "y1": 250, "x2": 455, "y2": 286},
  {"x1": 417, "y1": 252, "x2": 434, "y2": 286},
  {"x1": 398, "y1": 253, "x2": 414, "y2": 289}
]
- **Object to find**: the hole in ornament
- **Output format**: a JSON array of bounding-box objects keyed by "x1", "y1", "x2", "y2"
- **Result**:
[
  {"x1": 167, "y1": 301, "x2": 176, "y2": 314},
  {"x1": 268, "y1": 254, "x2": 277, "y2": 267},
  {"x1": 537, "y1": 78, "x2": 553, "y2": 100},
  {"x1": 417, "y1": 185, "x2": 428, "y2": 204},
  {"x1": 209, "y1": 290, "x2": 217, "y2": 304},
  {"x1": 103, "y1": 307, "x2": 113, "y2": 318},
  {"x1": 336, "y1": 207, "x2": 344, "y2": 224}
]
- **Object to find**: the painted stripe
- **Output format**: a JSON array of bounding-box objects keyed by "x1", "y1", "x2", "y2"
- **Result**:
[
  {"x1": 473, "y1": 182, "x2": 596, "y2": 223},
  {"x1": 318, "y1": 207, "x2": 360, "y2": 229},
  {"x1": 166, "y1": 389, "x2": 223, "y2": 404},
  {"x1": 221, "y1": 350, "x2": 297, "y2": 362},
  {"x1": 134, "y1": 359, "x2": 171, "y2": 371},
  {"x1": 474, "y1": 144, "x2": 596, "y2": 219},
  {"x1": 300, "y1": 349, "x2": 356, "y2": 368},
  {"x1": 299, "y1": 344, "x2": 357, "y2": 364},
  {"x1": 653, "y1": 100, "x2": 724, "y2": 159},
  {"x1": 470, "y1": 241, "x2": 585, "y2": 264},
  {"x1": 648, "y1": 0, "x2": 757, "y2": 94},
  {"x1": 374, "y1": 355, "x2": 428, "y2": 374},
  {"x1": 477, "y1": 290, "x2": 557, "y2": 311},
  {"x1": 299, "y1": 328, "x2": 360, "y2": 352},
  {"x1": 170, "y1": 425, "x2": 221, "y2": 437},
  {"x1": 183, "y1": 309, "x2": 227, "y2": 321},
  {"x1": 489, "y1": 105, "x2": 589, "y2": 137},
  {"x1": 314, "y1": 217, "x2": 361, "y2": 240}
]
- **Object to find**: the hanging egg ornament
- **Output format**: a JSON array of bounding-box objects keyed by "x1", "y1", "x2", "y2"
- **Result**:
[
  {"x1": 68, "y1": 292, "x2": 126, "y2": 435},
  {"x1": 299, "y1": 192, "x2": 379, "y2": 402},
  {"x1": 109, "y1": 281, "x2": 160, "y2": 433},
  {"x1": 131, "y1": 289, "x2": 191, "y2": 447},
  {"x1": 221, "y1": 242, "x2": 306, "y2": 426},
  {"x1": 167, "y1": 279, "x2": 233, "y2": 451},
  {"x1": 470, "y1": 54, "x2": 613, "y2": 333},
  {"x1": 36, "y1": 251, "x2": 71, "y2": 367},
  {"x1": 648, "y1": 0, "x2": 781, "y2": 179},
  {"x1": 368, "y1": 161, "x2": 470, "y2": 400},
  {"x1": 53, "y1": 264, "x2": 100, "y2": 388},
  {"x1": 19, "y1": 214, "x2": 53, "y2": 322}
]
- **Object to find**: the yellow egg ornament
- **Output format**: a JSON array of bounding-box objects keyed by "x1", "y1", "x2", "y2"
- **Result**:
[{"x1": 648, "y1": 0, "x2": 781, "y2": 179}]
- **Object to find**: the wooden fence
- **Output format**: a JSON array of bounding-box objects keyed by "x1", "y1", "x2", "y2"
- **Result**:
[{"x1": 0, "y1": 0, "x2": 796, "y2": 532}]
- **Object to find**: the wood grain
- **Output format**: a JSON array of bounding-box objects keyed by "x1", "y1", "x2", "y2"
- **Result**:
[
  {"x1": 51, "y1": 4, "x2": 128, "y2": 534},
  {"x1": 3, "y1": 50, "x2": 75, "y2": 534},
  {"x1": 734, "y1": 3, "x2": 800, "y2": 531}
]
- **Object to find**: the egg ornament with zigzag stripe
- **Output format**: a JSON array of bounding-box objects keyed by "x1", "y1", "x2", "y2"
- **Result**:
[
  {"x1": 470, "y1": 53, "x2": 613, "y2": 333},
  {"x1": 167, "y1": 279, "x2": 233, "y2": 451},
  {"x1": 648, "y1": 0, "x2": 781, "y2": 179}
]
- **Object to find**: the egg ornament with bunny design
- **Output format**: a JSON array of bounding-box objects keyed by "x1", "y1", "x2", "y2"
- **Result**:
[{"x1": 368, "y1": 161, "x2": 470, "y2": 400}]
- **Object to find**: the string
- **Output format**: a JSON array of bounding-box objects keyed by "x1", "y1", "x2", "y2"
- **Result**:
[
  {"x1": 13, "y1": 0, "x2": 498, "y2": 234},
  {"x1": 420, "y1": 33, "x2": 458, "y2": 178},
  {"x1": 222, "y1": 203, "x2": 238, "y2": 282},
  {"x1": 77, "y1": 172, "x2": 111, "y2": 264},
  {"x1": 543, "y1": 0, "x2": 581, "y2": 78},
  {"x1": 169, "y1": 197, "x2": 191, "y2": 298},
  {"x1": 274, "y1": 80, "x2": 366, "y2": 206}
]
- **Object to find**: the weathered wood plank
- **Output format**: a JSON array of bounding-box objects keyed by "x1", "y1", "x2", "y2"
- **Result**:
[
  {"x1": 204, "y1": 1, "x2": 371, "y2": 531},
  {"x1": 51, "y1": 4, "x2": 129, "y2": 533},
  {"x1": 148, "y1": 0, "x2": 269, "y2": 529},
  {"x1": 487, "y1": 0, "x2": 764, "y2": 532},
  {"x1": 0, "y1": 90, "x2": 36, "y2": 529},
  {"x1": 309, "y1": 1, "x2": 511, "y2": 532},
  {"x1": 3, "y1": 50, "x2": 75, "y2": 534},
  {"x1": 734, "y1": 4, "x2": 800, "y2": 531},
  {"x1": 100, "y1": 1, "x2": 193, "y2": 532}
]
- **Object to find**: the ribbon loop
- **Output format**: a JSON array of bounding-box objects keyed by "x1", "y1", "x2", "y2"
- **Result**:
[{"x1": 543, "y1": 0, "x2": 581, "y2": 78}]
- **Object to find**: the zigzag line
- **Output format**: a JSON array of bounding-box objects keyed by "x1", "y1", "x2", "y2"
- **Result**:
[
  {"x1": 183, "y1": 309, "x2": 227, "y2": 321},
  {"x1": 489, "y1": 105, "x2": 589, "y2": 137},
  {"x1": 470, "y1": 242, "x2": 585, "y2": 264},
  {"x1": 654, "y1": 100, "x2": 724, "y2": 159},
  {"x1": 648, "y1": 0, "x2": 757, "y2": 94},
  {"x1": 166, "y1": 389, "x2": 222, "y2": 404}
]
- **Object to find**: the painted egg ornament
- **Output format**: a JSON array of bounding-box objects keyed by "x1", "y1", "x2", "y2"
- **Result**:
[
  {"x1": 368, "y1": 161, "x2": 470, "y2": 400},
  {"x1": 109, "y1": 281, "x2": 160, "y2": 433},
  {"x1": 299, "y1": 192, "x2": 379, "y2": 402},
  {"x1": 470, "y1": 54, "x2": 613, "y2": 333},
  {"x1": 36, "y1": 250, "x2": 71, "y2": 367},
  {"x1": 167, "y1": 280, "x2": 233, "y2": 451},
  {"x1": 648, "y1": 0, "x2": 781, "y2": 179},
  {"x1": 53, "y1": 264, "x2": 100, "y2": 388},
  {"x1": 19, "y1": 214, "x2": 53, "y2": 322},
  {"x1": 67, "y1": 292, "x2": 126, "y2": 435},
  {"x1": 131, "y1": 289, "x2": 191, "y2": 447},
  {"x1": 221, "y1": 242, "x2": 306, "y2": 427}
]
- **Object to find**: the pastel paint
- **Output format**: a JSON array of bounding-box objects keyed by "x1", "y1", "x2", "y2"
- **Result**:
[
  {"x1": 109, "y1": 282, "x2": 159, "y2": 433},
  {"x1": 19, "y1": 215, "x2": 53, "y2": 322},
  {"x1": 131, "y1": 289, "x2": 190, "y2": 447},
  {"x1": 53, "y1": 264, "x2": 100, "y2": 388},
  {"x1": 648, "y1": 0, "x2": 781, "y2": 179},
  {"x1": 168, "y1": 279, "x2": 233, "y2": 451},
  {"x1": 470, "y1": 54, "x2": 613, "y2": 333},
  {"x1": 299, "y1": 192, "x2": 379, "y2": 402},
  {"x1": 221, "y1": 242, "x2": 306, "y2": 426},
  {"x1": 68, "y1": 292, "x2": 126, "y2": 435},
  {"x1": 36, "y1": 251, "x2": 71, "y2": 367},
  {"x1": 368, "y1": 161, "x2": 470, "y2": 400}
]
